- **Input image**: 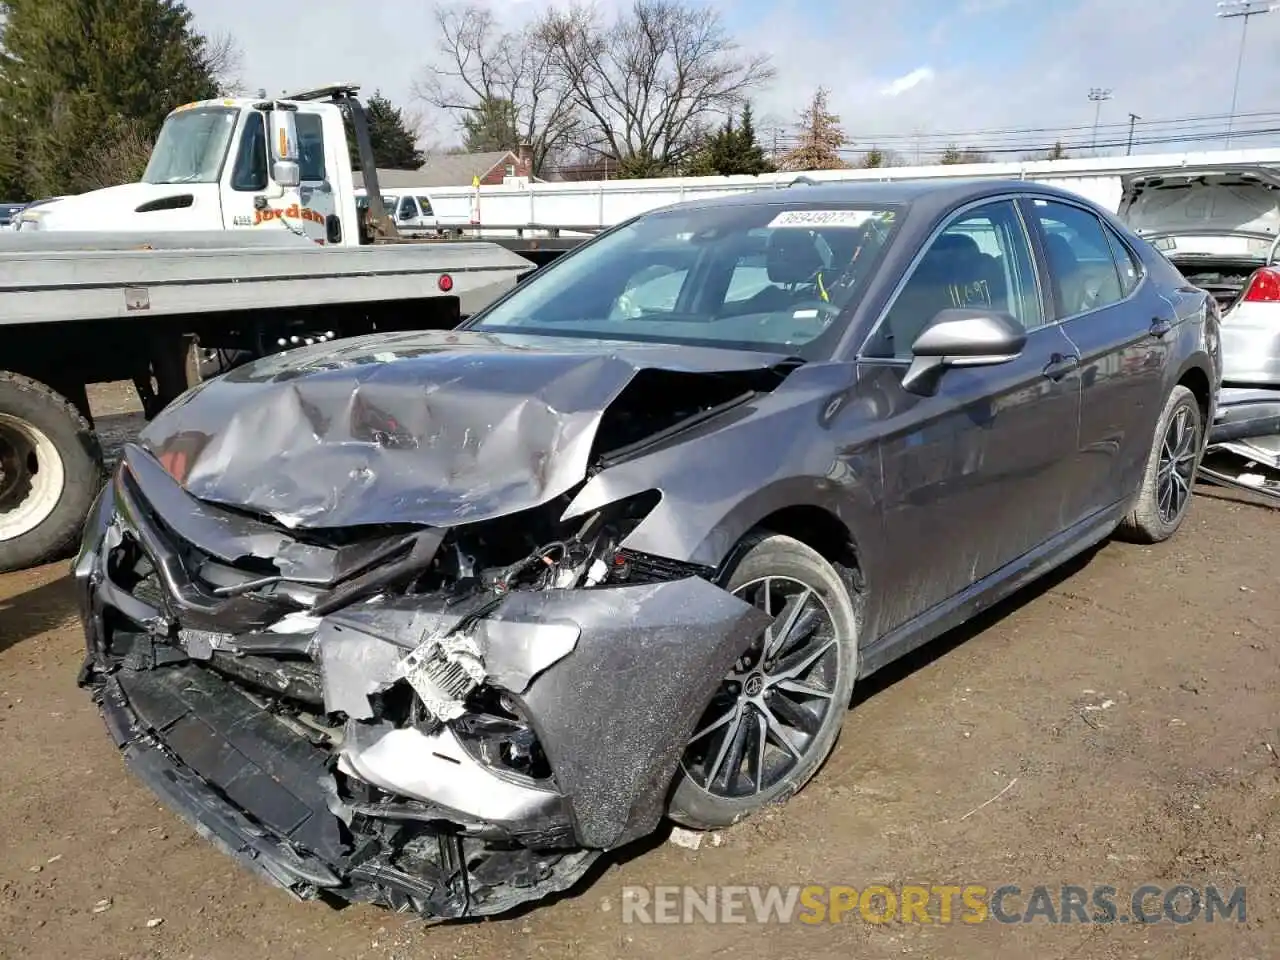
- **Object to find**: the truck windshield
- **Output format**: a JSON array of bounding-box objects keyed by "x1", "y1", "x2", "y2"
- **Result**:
[
  {"x1": 142, "y1": 106, "x2": 239, "y2": 185},
  {"x1": 467, "y1": 203, "x2": 902, "y2": 357}
]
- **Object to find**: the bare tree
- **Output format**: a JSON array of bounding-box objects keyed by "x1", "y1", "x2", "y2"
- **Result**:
[
  {"x1": 413, "y1": 3, "x2": 579, "y2": 174},
  {"x1": 777, "y1": 87, "x2": 847, "y2": 172},
  {"x1": 203, "y1": 30, "x2": 246, "y2": 96},
  {"x1": 537, "y1": 0, "x2": 775, "y2": 177}
]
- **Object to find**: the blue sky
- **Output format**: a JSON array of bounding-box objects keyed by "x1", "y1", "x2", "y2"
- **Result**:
[{"x1": 185, "y1": 0, "x2": 1280, "y2": 161}]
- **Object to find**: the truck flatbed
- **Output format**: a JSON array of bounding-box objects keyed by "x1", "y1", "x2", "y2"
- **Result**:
[{"x1": 0, "y1": 232, "x2": 534, "y2": 324}]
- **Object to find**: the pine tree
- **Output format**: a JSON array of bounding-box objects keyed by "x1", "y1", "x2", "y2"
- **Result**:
[
  {"x1": 461, "y1": 98, "x2": 521, "y2": 154},
  {"x1": 732, "y1": 104, "x2": 773, "y2": 175},
  {"x1": 682, "y1": 104, "x2": 775, "y2": 177},
  {"x1": 0, "y1": 0, "x2": 219, "y2": 198},
  {"x1": 777, "y1": 88, "x2": 847, "y2": 172},
  {"x1": 356, "y1": 91, "x2": 425, "y2": 169}
]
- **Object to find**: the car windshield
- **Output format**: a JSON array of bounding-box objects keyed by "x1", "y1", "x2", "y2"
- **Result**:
[
  {"x1": 467, "y1": 201, "x2": 902, "y2": 355},
  {"x1": 142, "y1": 106, "x2": 238, "y2": 185}
]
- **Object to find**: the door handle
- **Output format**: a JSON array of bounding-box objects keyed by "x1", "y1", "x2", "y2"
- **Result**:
[
  {"x1": 1149, "y1": 316, "x2": 1174, "y2": 339},
  {"x1": 1043, "y1": 353, "x2": 1080, "y2": 381}
]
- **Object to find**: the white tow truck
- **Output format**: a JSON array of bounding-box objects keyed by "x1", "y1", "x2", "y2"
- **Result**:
[{"x1": 0, "y1": 84, "x2": 587, "y2": 574}]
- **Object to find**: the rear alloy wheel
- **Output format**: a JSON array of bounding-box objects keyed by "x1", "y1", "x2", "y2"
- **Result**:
[
  {"x1": 1117, "y1": 384, "x2": 1203, "y2": 544},
  {"x1": 668, "y1": 533, "x2": 858, "y2": 830}
]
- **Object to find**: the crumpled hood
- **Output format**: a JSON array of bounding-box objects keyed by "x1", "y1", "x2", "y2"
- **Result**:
[{"x1": 139, "y1": 329, "x2": 790, "y2": 529}]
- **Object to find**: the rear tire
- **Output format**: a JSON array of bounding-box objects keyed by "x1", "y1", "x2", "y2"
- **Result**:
[
  {"x1": 0, "y1": 373, "x2": 105, "y2": 573},
  {"x1": 667, "y1": 533, "x2": 858, "y2": 830},
  {"x1": 1116, "y1": 385, "x2": 1202, "y2": 544}
]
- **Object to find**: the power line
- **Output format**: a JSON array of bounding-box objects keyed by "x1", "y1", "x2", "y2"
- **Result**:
[
  {"x1": 769, "y1": 115, "x2": 1280, "y2": 153},
  {"x1": 766, "y1": 122, "x2": 1280, "y2": 159},
  {"x1": 792, "y1": 108, "x2": 1280, "y2": 145}
]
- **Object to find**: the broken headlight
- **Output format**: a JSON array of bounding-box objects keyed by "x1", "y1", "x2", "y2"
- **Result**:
[
  {"x1": 452, "y1": 689, "x2": 552, "y2": 782},
  {"x1": 398, "y1": 629, "x2": 486, "y2": 723}
]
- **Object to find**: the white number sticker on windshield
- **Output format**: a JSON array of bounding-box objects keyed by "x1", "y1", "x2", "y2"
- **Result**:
[{"x1": 768, "y1": 209, "x2": 880, "y2": 229}]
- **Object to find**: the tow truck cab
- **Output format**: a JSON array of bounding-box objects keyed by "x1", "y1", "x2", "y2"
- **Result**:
[{"x1": 25, "y1": 84, "x2": 397, "y2": 246}]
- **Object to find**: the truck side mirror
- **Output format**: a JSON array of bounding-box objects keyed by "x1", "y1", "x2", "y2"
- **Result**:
[
  {"x1": 269, "y1": 107, "x2": 299, "y2": 163},
  {"x1": 272, "y1": 161, "x2": 300, "y2": 188}
]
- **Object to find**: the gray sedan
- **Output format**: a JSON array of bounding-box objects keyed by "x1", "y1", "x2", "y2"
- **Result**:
[{"x1": 75, "y1": 178, "x2": 1221, "y2": 920}]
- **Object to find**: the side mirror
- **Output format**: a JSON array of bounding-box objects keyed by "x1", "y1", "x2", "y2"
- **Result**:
[
  {"x1": 269, "y1": 107, "x2": 299, "y2": 162},
  {"x1": 272, "y1": 160, "x2": 301, "y2": 188},
  {"x1": 901, "y1": 308, "x2": 1027, "y2": 396}
]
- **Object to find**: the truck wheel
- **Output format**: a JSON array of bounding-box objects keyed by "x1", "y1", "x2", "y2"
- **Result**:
[{"x1": 0, "y1": 373, "x2": 104, "y2": 573}]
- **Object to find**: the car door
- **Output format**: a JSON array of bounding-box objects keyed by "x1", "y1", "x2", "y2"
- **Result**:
[
  {"x1": 1022, "y1": 197, "x2": 1169, "y2": 522},
  {"x1": 857, "y1": 198, "x2": 1082, "y2": 633}
]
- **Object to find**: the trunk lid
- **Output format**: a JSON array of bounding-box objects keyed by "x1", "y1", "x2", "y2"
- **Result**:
[{"x1": 1117, "y1": 165, "x2": 1280, "y2": 259}]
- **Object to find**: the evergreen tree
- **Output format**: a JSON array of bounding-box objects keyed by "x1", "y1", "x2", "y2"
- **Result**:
[
  {"x1": 348, "y1": 91, "x2": 425, "y2": 169},
  {"x1": 461, "y1": 97, "x2": 520, "y2": 154},
  {"x1": 0, "y1": 0, "x2": 219, "y2": 198},
  {"x1": 731, "y1": 103, "x2": 774, "y2": 175},
  {"x1": 777, "y1": 88, "x2": 847, "y2": 172},
  {"x1": 683, "y1": 103, "x2": 775, "y2": 177}
]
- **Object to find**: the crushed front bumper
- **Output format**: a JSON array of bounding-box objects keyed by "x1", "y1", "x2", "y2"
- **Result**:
[{"x1": 75, "y1": 458, "x2": 768, "y2": 919}]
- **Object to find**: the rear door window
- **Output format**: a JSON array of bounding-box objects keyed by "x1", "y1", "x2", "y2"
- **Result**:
[{"x1": 1028, "y1": 200, "x2": 1127, "y2": 316}]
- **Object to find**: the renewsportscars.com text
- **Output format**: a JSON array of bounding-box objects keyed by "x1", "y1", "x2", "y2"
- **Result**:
[{"x1": 620, "y1": 883, "x2": 1246, "y2": 925}]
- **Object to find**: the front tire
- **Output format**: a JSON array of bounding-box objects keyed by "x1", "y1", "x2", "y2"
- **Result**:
[
  {"x1": 667, "y1": 533, "x2": 858, "y2": 830},
  {"x1": 1116, "y1": 384, "x2": 1203, "y2": 544}
]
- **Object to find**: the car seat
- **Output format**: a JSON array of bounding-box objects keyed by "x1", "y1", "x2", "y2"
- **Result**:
[{"x1": 883, "y1": 233, "x2": 992, "y2": 357}]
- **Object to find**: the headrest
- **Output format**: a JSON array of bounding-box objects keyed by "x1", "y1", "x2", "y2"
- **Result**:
[
  {"x1": 933, "y1": 233, "x2": 981, "y2": 258},
  {"x1": 766, "y1": 229, "x2": 828, "y2": 284},
  {"x1": 1043, "y1": 232, "x2": 1078, "y2": 269}
]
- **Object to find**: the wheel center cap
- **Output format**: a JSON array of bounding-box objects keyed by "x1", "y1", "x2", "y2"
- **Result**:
[{"x1": 743, "y1": 673, "x2": 765, "y2": 697}]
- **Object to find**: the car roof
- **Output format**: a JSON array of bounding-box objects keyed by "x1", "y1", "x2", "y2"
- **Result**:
[{"x1": 649, "y1": 178, "x2": 1103, "y2": 220}]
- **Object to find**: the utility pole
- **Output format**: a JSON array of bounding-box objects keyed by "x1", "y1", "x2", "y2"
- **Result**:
[
  {"x1": 1126, "y1": 112, "x2": 1141, "y2": 155},
  {"x1": 1088, "y1": 88, "x2": 1113, "y2": 155},
  {"x1": 1217, "y1": 1, "x2": 1279, "y2": 148}
]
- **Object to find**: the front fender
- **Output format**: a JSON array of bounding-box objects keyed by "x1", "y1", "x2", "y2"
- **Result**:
[{"x1": 561, "y1": 363, "x2": 884, "y2": 571}]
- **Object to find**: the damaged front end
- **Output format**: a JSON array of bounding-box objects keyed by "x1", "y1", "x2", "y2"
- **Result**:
[{"x1": 75, "y1": 437, "x2": 769, "y2": 919}]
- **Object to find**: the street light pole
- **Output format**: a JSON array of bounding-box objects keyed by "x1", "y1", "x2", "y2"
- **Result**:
[
  {"x1": 1088, "y1": 88, "x2": 1112, "y2": 155},
  {"x1": 1217, "y1": 0, "x2": 1279, "y2": 148},
  {"x1": 1126, "y1": 112, "x2": 1141, "y2": 155}
]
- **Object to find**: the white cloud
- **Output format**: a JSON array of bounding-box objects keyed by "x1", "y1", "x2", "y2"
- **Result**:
[
  {"x1": 742, "y1": 0, "x2": 1280, "y2": 159},
  {"x1": 880, "y1": 67, "x2": 935, "y2": 97},
  {"x1": 184, "y1": 0, "x2": 1280, "y2": 160}
]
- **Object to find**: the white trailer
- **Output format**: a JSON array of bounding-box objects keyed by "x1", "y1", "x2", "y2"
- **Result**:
[{"x1": 415, "y1": 146, "x2": 1280, "y2": 234}]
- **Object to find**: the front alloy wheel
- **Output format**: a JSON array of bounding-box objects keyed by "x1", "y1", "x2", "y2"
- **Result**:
[
  {"x1": 668, "y1": 533, "x2": 858, "y2": 830},
  {"x1": 682, "y1": 575, "x2": 839, "y2": 799}
]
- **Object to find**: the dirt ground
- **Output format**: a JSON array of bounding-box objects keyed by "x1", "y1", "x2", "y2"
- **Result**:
[{"x1": 0, "y1": 384, "x2": 1277, "y2": 960}]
